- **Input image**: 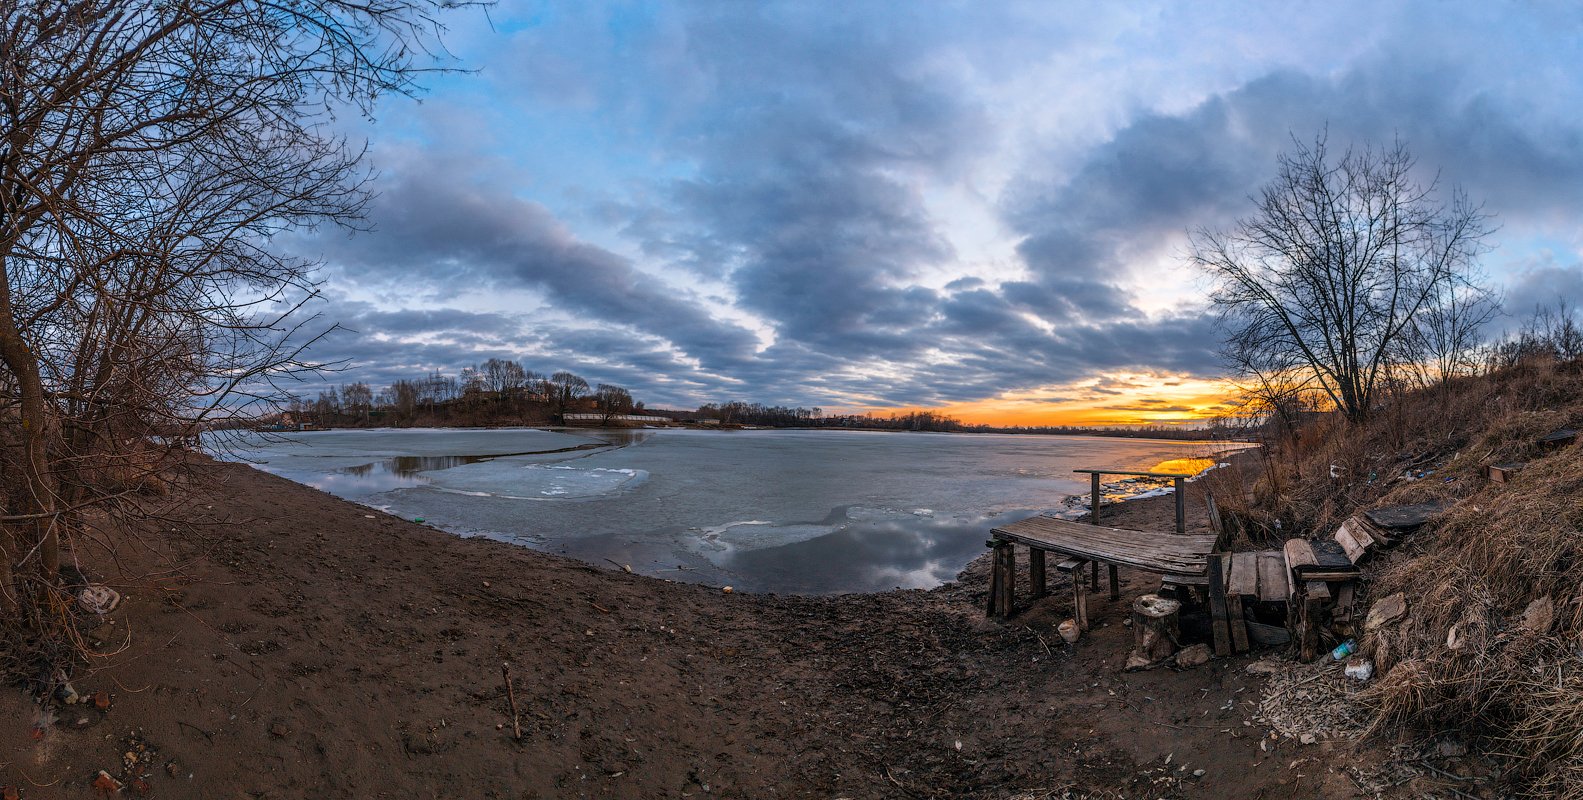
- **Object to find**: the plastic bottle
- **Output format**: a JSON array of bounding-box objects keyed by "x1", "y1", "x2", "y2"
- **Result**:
[{"x1": 1331, "y1": 639, "x2": 1357, "y2": 660}]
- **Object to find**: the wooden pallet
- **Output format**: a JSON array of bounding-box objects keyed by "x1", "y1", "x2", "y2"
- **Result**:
[{"x1": 1204, "y1": 552, "x2": 1289, "y2": 656}]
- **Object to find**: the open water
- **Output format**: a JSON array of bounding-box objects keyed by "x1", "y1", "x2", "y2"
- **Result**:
[{"x1": 222, "y1": 427, "x2": 1243, "y2": 594}]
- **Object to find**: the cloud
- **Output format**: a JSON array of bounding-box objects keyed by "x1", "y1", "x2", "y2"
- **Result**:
[{"x1": 276, "y1": 2, "x2": 1583, "y2": 418}]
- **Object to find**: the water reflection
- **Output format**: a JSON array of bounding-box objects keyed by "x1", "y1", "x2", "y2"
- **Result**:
[
  {"x1": 718, "y1": 507, "x2": 1034, "y2": 594},
  {"x1": 1150, "y1": 457, "x2": 1216, "y2": 475},
  {"x1": 579, "y1": 428, "x2": 659, "y2": 447},
  {"x1": 321, "y1": 454, "x2": 502, "y2": 496},
  {"x1": 343, "y1": 454, "x2": 494, "y2": 478}
]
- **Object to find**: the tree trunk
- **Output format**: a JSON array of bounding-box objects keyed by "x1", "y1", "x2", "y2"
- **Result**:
[
  {"x1": 0, "y1": 532, "x2": 15, "y2": 616},
  {"x1": 0, "y1": 261, "x2": 61, "y2": 591},
  {"x1": 1126, "y1": 594, "x2": 1181, "y2": 670}
]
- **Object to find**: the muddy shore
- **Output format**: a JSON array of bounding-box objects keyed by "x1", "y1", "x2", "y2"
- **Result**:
[{"x1": 0, "y1": 456, "x2": 1363, "y2": 798}]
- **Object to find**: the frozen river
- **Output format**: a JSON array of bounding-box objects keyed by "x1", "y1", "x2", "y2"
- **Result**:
[{"x1": 222, "y1": 427, "x2": 1241, "y2": 594}]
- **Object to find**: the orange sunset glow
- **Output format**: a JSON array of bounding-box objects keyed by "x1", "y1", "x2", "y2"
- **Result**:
[{"x1": 871, "y1": 373, "x2": 1241, "y2": 428}]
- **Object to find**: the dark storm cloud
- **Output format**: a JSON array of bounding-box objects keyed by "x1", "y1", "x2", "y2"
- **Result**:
[
  {"x1": 651, "y1": 5, "x2": 980, "y2": 359},
  {"x1": 304, "y1": 158, "x2": 763, "y2": 377},
  {"x1": 1502, "y1": 260, "x2": 1583, "y2": 324}
]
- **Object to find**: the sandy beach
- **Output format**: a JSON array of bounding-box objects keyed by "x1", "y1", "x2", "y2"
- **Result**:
[{"x1": 0, "y1": 455, "x2": 1361, "y2": 798}]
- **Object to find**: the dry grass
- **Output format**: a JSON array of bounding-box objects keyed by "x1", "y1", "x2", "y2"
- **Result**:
[{"x1": 1250, "y1": 357, "x2": 1583, "y2": 797}]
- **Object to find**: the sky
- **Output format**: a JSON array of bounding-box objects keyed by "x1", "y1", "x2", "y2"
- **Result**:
[{"x1": 284, "y1": 1, "x2": 1583, "y2": 426}]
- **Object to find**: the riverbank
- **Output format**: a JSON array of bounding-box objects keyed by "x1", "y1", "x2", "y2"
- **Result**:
[{"x1": 1, "y1": 456, "x2": 1365, "y2": 798}]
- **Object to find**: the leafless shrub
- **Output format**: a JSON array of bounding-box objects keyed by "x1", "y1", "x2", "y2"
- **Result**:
[{"x1": 0, "y1": 0, "x2": 473, "y2": 678}]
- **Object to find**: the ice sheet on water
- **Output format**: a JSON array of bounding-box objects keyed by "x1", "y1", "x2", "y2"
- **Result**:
[
  {"x1": 422, "y1": 460, "x2": 647, "y2": 499},
  {"x1": 691, "y1": 505, "x2": 944, "y2": 561},
  {"x1": 844, "y1": 505, "x2": 935, "y2": 522},
  {"x1": 692, "y1": 520, "x2": 837, "y2": 554}
]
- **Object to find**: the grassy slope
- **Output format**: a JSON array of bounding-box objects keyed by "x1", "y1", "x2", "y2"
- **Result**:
[{"x1": 1233, "y1": 357, "x2": 1583, "y2": 797}]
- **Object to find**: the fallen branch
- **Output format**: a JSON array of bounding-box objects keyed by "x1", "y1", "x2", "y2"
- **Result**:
[
  {"x1": 502, "y1": 663, "x2": 521, "y2": 741},
  {"x1": 1023, "y1": 625, "x2": 1052, "y2": 657}
]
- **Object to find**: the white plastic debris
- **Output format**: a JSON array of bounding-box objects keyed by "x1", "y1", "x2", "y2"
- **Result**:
[
  {"x1": 1344, "y1": 657, "x2": 1374, "y2": 681},
  {"x1": 1058, "y1": 619, "x2": 1080, "y2": 644},
  {"x1": 76, "y1": 584, "x2": 121, "y2": 615}
]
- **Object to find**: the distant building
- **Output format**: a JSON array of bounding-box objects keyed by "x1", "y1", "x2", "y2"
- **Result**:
[{"x1": 562, "y1": 413, "x2": 672, "y2": 426}]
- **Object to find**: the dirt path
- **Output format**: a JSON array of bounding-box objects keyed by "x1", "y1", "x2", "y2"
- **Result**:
[{"x1": 1, "y1": 460, "x2": 1363, "y2": 798}]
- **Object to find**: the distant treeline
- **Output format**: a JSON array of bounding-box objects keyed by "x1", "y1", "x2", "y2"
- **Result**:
[
  {"x1": 655, "y1": 403, "x2": 1239, "y2": 440},
  {"x1": 283, "y1": 358, "x2": 642, "y2": 427},
  {"x1": 275, "y1": 358, "x2": 1241, "y2": 440}
]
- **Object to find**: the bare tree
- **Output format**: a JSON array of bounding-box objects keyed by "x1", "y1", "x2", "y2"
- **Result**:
[
  {"x1": 1401, "y1": 279, "x2": 1500, "y2": 387},
  {"x1": 594, "y1": 383, "x2": 634, "y2": 424},
  {"x1": 0, "y1": 1, "x2": 468, "y2": 653},
  {"x1": 1190, "y1": 134, "x2": 1493, "y2": 421},
  {"x1": 482, "y1": 358, "x2": 526, "y2": 395},
  {"x1": 547, "y1": 371, "x2": 589, "y2": 420},
  {"x1": 341, "y1": 382, "x2": 373, "y2": 422}
]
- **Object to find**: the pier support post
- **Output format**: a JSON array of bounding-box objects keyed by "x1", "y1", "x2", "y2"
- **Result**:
[
  {"x1": 986, "y1": 540, "x2": 1016, "y2": 617},
  {"x1": 1091, "y1": 472, "x2": 1102, "y2": 525},
  {"x1": 1174, "y1": 476, "x2": 1185, "y2": 534},
  {"x1": 1029, "y1": 549, "x2": 1047, "y2": 599}
]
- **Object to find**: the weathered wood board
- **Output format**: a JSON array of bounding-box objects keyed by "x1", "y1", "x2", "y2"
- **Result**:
[
  {"x1": 1227, "y1": 552, "x2": 1260, "y2": 597},
  {"x1": 1486, "y1": 462, "x2": 1527, "y2": 483},
  {"x1": 1255, "y1": 551, "x2": 1289, "y2": 602},
  {"x1": 1540, "y1": 428, "x2": 1578, "y2": 448},
  {"x1": 1334, "y1": 522, "x2": 1370, "y2": 564},
  {"x1": 1227, "y1": 592, "x2": 1250, "y2": 653},
  {"x1": 1207, "y1": 553, "x2": 1232, "y2": 656},
  {"x1": 991, "y1": 516, "x2": 1218, "y2": 575},
  {"x1": 1364, "y1": 501, "x2": 1452, "y2": 531}
]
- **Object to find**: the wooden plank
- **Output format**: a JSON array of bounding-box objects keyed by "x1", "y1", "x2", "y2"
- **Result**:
[
  {"x1": 1227, "y1": 552, "x2": 1259, "y2": 597},
  {"x1": 1348, "y1": 515, "x2": 1392, "y2": 546},
  {"x1": 1342, "y1": 518, "x2": 1379, "y2": 550},
  {"x1": 1072, "y1": 468, "x2": 1195, "y2": 479},
  {"x1": 1283, "y1": 538, "x2": 1317, "y2": 574},
  {"x1": 1056, "y1": 558, "x2": 1082, "y2": 571},
  {"x1": 1029, "y1": 548, "x2": 1047, "y2": 598},
  {"x1": 1227, "y1": 594, "x2": 1250, "y2": 653},
  {"x1": 1207, "y1": 554, "x2": 1232, "y2": 657},
  {"x1": 1540, "y1": 428, "x2": 1578, "y2": 448},
  {"x1": 1247, "y1": 620, "x2": 1291, "y2": 646},
  {"x1": 1108, "y1": 564, "x2": 1120, "y2": 601},
  {"x1": 1293, "y1": 538, "x2": 1359, "y2": 581},
  {"x1": 990, "y1": 516, "x2": 1220, "y2": 575},
  {"x1": 1298, "y1": 587, "x2": 1324, "y2": 662},
  {"x1": 1334, "y1": 524, "x2": 1368, "y2": 564},
  {"x1": 1364, "y1": 501, "x2": 1452, "y2": 531},
  {"x1": 1305, "y1": 580, "x2": 1332, "y2": 602},
  {"x1": 1310, "y1": 539, "x2": 1353, "y2": 568},
  {"x1": 1255, "y1": 551, "x2": 1288, "y2": 602},
  {"x1": 1486, "y1": 462, "x2": 1526, "y2": 483},
  {"x1": 1334, "y1": 582, "x2": 1355, "y2": 622}
]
